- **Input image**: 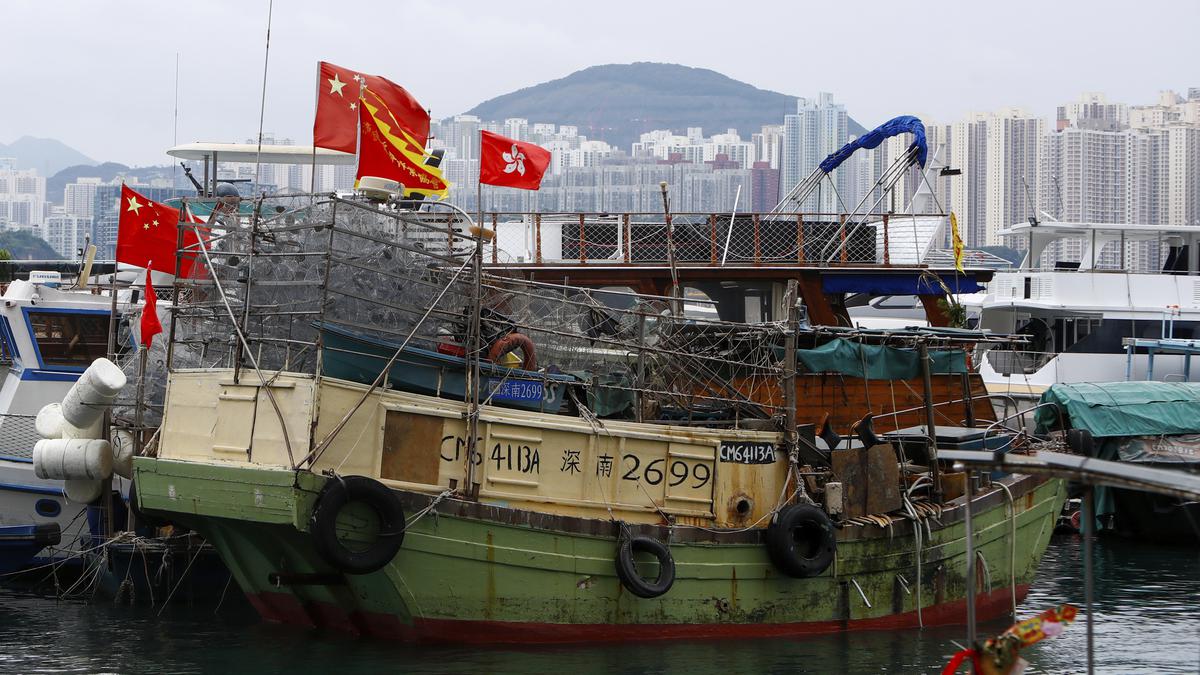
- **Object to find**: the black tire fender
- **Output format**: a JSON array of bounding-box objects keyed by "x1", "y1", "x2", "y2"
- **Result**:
[
  {"x1": 614, "y1": 534, "x2": 675, "y2": 599},
  {"x1": 309, "y1": 475, "x2": 405, "y2": 575},
  {"x1": 766, "y1": 503, "x2": 837, "y2": 578}
]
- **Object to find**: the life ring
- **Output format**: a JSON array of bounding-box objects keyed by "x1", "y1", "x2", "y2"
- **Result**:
[
  {"x1": 766, "y1": 503, "x2": 837, "y2": 578},
  {"x1": 309, "y1": 475, "x2": 405, "y2": 575},
  {"x1": 487, "y1": 332, "x2": 537, "y2": 371},
  {"x1": 615, "y1": 535, "x2": 675, "y2": 598}
]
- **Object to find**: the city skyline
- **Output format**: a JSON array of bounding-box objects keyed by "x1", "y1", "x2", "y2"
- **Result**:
[
  {"x1": 4, "y1": 84, "x2": 1198, "y2": 265},
  {"x1": 1, "y1": 0, "x2": 1197, "y2": 167}
]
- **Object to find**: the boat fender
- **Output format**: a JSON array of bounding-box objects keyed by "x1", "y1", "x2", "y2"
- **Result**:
[
  {"x1": 614, "y1": 535, "x2": 675, "y2": 599},
  {"x1": 309, "y1": 475, "x2": 405, "y2": 575},
  {"x1": 35, "y1": 403, "x2": 65, "y2": 439},
  {"x1": 61, "y1": 358, "x2": 127, "y2": 429},
  {"x1": 766, "y1": 503, "x2": 837, "y2": 578},
  {"x1": 487, "y1": 332, "x2": 537, "y2": 371},
  {"x1": 33, "y1": 438, "x2": 113, "y2": 481}
]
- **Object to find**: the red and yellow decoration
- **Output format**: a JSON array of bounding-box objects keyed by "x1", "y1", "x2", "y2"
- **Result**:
[{"x1": 942, "y1": 604, "x2": 1078, "y2": 675}]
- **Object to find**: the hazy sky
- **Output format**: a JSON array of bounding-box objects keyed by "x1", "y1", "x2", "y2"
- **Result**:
[{"x1": 2, "y1": 0, "x2": 1197, "y2": 167}]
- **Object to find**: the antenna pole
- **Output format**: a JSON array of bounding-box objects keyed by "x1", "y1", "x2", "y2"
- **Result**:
[{"x1": 252, "y1": 0, "x2": 274, "y2": 195}]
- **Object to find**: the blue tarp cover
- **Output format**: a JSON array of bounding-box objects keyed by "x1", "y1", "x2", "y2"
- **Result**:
[
  {"x1": 822, "y1": 273, "x2": 982, "y2": 295},
  {"x1": 1035, "y1": 381, "x2": 1200, "y2": 438},
  {"x1": 819, "y1": 115, "x2": 928, "y2": 174},
  {"x1": 795, "y1": 338, "x2": 967, "y2": 380}
]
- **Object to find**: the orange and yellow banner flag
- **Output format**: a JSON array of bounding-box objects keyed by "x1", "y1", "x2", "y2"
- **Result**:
[{"x1": 950, "y1": 211, "x2": 965, "y2": 273}]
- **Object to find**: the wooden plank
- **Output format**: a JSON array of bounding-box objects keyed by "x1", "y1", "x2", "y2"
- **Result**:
[{"x1": 381, "y1": 410, "x2": 443, "y2": 486}]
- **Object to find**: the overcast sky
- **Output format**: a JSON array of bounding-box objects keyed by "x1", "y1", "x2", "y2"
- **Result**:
[{"x1": 2, "y1": 0, "x2": 1197, "y2": 167}]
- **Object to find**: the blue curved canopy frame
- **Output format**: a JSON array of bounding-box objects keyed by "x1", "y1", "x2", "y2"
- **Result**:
[{"x1": 818, "y1": 115, "x2": 928, "y2": 174}]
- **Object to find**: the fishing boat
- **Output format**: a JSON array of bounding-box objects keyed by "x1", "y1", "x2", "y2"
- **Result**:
[
  {"x1": 1036, "y1": 381, "x2": 1200, "y2": 544},
  {"x1": 130, "y1": 187, "x2": 1063, "y2": 642}
]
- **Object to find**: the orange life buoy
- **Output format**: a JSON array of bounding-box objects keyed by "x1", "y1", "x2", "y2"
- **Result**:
[{"x1": 487, "y1": 332, "x2": 537, "y2": 371}]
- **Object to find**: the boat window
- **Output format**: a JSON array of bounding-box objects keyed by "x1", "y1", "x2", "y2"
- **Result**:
[
  {"x1": 1056, "y1": 316, "x2": 1103, "y2": 353},
  {"x1": 682, "y1": 287, "x2": 719, "y2": 321},
  {"x1": 27, "y1": 311, "x2": 110, "y2": 369}
]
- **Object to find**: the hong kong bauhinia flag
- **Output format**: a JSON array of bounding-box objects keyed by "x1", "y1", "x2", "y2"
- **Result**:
[
  {"x1": 313, "y1": 61, "x2": 431, "y2": 154},
  {"x1": 115, "y1": 185, "x2": 206, "y2": 277},
  {"x1": 479, "y1": 131, "x2": 551, "y2": 190}
]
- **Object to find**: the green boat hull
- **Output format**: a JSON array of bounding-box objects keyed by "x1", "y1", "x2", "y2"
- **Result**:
[{"x1": 133, "y1": 458, "x2": 1064, "y2": 643}]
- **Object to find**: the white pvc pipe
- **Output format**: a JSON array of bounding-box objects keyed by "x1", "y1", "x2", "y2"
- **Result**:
[
  {"x1": 61, "y1": 358, "x2": 127, "y2": 429},
  {"x1": 64, "y1": 479, "x2": 104, "y2": 504},
  {"x1": 35, "y1": 403, "x2": 64, "y2": 439}
]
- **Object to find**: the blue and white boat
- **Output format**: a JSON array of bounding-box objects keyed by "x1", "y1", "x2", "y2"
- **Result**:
[{"x1": 0, "y1": 274, "x2": 137, "y2": 565}]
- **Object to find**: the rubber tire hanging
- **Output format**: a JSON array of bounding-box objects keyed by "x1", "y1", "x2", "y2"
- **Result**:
[
  {"x1": 309, "y1": 475, "x2": 406, "y2": 575},
  {"x1": 766, "y1": 503, "x2": 837, "y2": 578},
  {"x1": 615, "y1": 535, "x2": 675, "y2": 598}
]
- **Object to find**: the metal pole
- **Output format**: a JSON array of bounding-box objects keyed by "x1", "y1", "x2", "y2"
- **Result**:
[
  {"x1": 920, "y1": 340, "x2": 943, "y2": 499},
  {"x1": 1083, "y1": 486, "x2": 1096, "y2": 675},
  {"x1": 720, "y1": 184, "x2": 741, "y2": 266},
  {"x1": 783, "y1": 279, "x2": 799, "y2": 454},
  {"x1": 964, "y1": 469, "x2": 977, "y2": 647},
  {"x1": 660, "y1": 182, "x2": 680, "y2": 315}
]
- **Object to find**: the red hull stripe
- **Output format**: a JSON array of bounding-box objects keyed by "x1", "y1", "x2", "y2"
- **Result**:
[{"x1": 245, "y1": 585, "x2": 1031, "y2": 644}]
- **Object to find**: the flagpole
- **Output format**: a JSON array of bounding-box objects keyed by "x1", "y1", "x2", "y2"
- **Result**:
[{"x1": 310, "y1": 61, "x2": 320, "y2": 201}]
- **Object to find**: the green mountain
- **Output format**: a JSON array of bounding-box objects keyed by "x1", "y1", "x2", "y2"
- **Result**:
[
  {"x1": 46, "y1": 163, "x2": 179, "y2": 203},
  {"x1": 465, "y1": 62, "x2": 866, "y2": 152},
  {"x1": 0, "y1": 136, "x2": 95, "y2": 175},
  {"x1": 0, "y1": 230, "x2": 64, "y2": 260}
]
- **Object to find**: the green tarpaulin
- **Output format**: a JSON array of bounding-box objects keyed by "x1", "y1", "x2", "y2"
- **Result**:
[
  {"x1": 1035, "y1": 382, "x2": 1200, "y2": 438},
  {"x1": 794, "y1": 338, "x2": 967, "y2": 380}
]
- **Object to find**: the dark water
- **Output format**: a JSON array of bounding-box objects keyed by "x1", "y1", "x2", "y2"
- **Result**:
[{"x1": 1, "y1": 536, "x2": 1197, "y2": 674}]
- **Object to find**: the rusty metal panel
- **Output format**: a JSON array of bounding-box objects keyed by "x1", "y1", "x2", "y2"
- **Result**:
[
  {"x1": 831, "y1": 447, "x2": 867, "y2": 518},
  {"x1": 381, "y1": 410, "x2": 443, "y2": 485},
  {"x1": 865, "y1": 443, "x2": 901, "y2": 515},
  {"x1": 832, "y1": 444, "x2": 901, "y2": 517}
]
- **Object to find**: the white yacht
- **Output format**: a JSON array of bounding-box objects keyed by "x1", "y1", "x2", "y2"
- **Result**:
[{"x1": 970, "y1": 221, "x2": 1200, "y2": 409}]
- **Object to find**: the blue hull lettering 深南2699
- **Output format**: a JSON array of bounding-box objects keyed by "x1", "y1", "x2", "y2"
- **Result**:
[{"x1": 487, "y1": 378, "x2": 546, "y2": 403}]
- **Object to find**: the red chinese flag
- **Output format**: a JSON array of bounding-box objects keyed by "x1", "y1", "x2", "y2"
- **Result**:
[
  {"x1": 356, "y1": 104, "x2": 450, "y2": 195},
  {"x1": 480, "y1": 131, "x2": 551, "y2": 190},
  {"x1": 141, "y1": 268, "x2": 162, "y2": 348},
  {"x1": 313, "y1": 61, "x2": 430, "y2": 153},
  {"x1": 116, "y1": 185, "x2": 206, "y2": 277}
]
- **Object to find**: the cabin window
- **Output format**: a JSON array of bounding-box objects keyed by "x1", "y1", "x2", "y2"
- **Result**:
[
  {"x1": 1056, "y1": 316, "x2": 1103, "y2": 353},
  {"x1": 27, "y1": 311, "x2": 110, "y2": 369}
]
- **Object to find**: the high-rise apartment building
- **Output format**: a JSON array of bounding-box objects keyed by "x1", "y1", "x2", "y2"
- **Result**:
[
  {"x1": 0, "y1": 164, "x2": 47, "y2": 228},
  {"x1": 984, "y1": 109, "x2": 1043, "y2": 245},
  {"x1": 64, "y1": 177, "x2": 102, "y2": 218},
  {"x1": 44, "y1": 210, "x2": 91, "y2": 259},
  {"x1": 781, "y1": 93, "x2": 848, "y2": 213}
]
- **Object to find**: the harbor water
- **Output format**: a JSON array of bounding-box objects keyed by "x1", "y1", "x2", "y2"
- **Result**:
[{"x1": 0, "y1": 535, "x2": 1196, "y2": 674}]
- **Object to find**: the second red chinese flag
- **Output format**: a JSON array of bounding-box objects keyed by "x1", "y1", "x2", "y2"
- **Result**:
[
  {"x1": 479, "y1": 131, "x2": 552, "y2": 190},
  {"x1": 115, "y1": 185, "x2": 206, "y2": 277}
]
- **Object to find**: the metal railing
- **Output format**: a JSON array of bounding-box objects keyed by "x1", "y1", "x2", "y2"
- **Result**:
[{"x1": 480, "y1": 211, "x2": 945, "y2": 268}]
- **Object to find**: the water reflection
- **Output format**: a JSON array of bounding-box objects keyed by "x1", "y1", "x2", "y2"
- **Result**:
[{"x1": 0, "y1": 536, "x2": 1196, "y2": 674}]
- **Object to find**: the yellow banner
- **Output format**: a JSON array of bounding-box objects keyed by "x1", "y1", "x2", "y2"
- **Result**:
[{"x1": 950, "y1": 212, "x2": 964, "y2": 273}]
